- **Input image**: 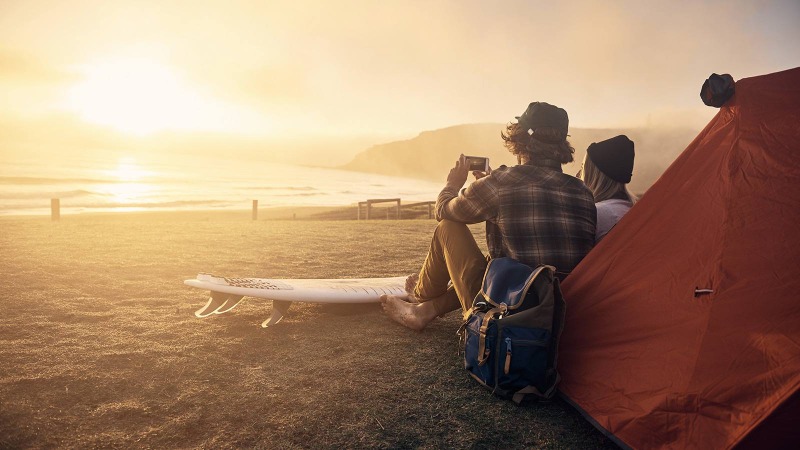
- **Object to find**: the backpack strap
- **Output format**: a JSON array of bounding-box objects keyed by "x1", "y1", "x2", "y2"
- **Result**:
[{"x1": 476, "y1": 303, "x2": 507, "y2": 366}]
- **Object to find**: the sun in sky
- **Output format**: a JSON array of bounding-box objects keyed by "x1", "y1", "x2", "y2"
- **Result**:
[
  {"x1": 65, "y1": 57, "x2": 268, "y2": 136},
  {"x1": 107, "y1": 156, "x2": 151, "y2": 181}
]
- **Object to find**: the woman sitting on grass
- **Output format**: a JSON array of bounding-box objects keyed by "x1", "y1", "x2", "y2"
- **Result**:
[
  {"x1": 381, "y1": 101, "x2": 597, "y2": 331},
  {"x1": 579, "y1": 135, "x2": 637, "y2": 242}
]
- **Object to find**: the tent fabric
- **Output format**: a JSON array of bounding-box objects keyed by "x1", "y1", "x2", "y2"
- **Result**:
[{"x1": 559, "y1": 67, "x2": 800, "y2": 450}]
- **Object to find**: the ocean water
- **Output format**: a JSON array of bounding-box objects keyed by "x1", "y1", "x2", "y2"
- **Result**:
[{"x1": 0, "y1": 152, "x2": 444, "y2": 216}]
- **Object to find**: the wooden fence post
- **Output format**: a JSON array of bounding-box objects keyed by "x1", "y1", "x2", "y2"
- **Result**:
[
  {"x1": 252, "y1": 200, "x2": 258, "y2": 220},
  {"x1": 51, "y1": 198, "x2": 60, "y2": 221},
  {"x1": 362, "y1": 198, "x2": 402, "y2": 220}
]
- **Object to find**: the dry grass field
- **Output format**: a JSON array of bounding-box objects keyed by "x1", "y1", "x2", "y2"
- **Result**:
[{"x1": 0, "y1": 211, "x2": 615, "y2": 449}]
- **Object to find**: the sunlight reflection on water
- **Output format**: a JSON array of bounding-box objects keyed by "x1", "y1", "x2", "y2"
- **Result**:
[{"x1": 1, "y1": 153, "x2": 444, "y2": 215}]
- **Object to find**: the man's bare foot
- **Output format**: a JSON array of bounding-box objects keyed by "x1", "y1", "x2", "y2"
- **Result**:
[{"x1": 380, "y1": 294, "x2": 438, "y2": 331}]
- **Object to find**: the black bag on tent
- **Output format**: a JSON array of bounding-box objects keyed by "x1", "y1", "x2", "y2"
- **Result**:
[
  {"x1": 700, "y1": 73, "x2": 735, "y2": 107},
  {"x1": 459, "y1": 258, "x2": 566, "y2": 404}
]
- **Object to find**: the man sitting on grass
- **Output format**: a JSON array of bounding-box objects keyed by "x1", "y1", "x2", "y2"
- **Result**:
[{"x1": 381, "y1": 102, "x2": 596, "y2": 330}]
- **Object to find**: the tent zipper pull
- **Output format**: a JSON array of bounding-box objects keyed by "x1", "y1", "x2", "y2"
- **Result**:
[{"x1": 504, "y1": 337, "x2": 512, "y2": 375}]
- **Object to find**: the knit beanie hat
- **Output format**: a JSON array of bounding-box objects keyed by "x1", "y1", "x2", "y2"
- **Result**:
[
  {"x1": 515, "y1": 102, "x2": 569, "y2": 142},
  {"x1": 586, "y1": 135, "x2": 635, "y2": 183}
]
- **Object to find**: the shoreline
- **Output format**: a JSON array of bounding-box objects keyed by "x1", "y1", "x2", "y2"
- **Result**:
[
  {"x1": 0, "y1": 203, "x2": 438, "y2": 221},
  {"x1": 0, "y1": 206, "x2": 346, "y2": 220}
]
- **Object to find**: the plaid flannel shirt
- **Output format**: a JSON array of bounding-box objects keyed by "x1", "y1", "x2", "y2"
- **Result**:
[{"x1": 436, "y1": 159, "x2": 596, "y2": 274}]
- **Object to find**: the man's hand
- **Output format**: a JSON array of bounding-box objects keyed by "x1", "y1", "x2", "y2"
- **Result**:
[
  {"x1": 472, "y1": 165, "x2": 492, "y2": 181},
  {"x1": 446, "y1": 154, "x2": 470, "y2": 189}
]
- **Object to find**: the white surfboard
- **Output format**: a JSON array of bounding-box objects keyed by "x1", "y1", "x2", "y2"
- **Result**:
[{"x1": 184, "y1": 273, "x2": 407, "y2": 327}]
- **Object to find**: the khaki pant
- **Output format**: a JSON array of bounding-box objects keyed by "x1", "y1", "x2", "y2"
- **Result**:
[{"x1": 414, "y1": 220, "x2": 488, "y2": 316}]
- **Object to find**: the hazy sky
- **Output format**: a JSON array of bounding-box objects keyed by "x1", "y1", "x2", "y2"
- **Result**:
[{"x1": 1, "y1": 0, "x2": 798, "y2": 140}]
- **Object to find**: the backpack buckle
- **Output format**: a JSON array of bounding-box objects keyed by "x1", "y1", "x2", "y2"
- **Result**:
[{"x1": 497, "y1": 302, "x2": 508, "y2": 318}]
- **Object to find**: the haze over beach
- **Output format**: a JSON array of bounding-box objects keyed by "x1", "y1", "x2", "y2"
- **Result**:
[{"x1": 1, "y1": 0, "x2": 798, "y2": 215}]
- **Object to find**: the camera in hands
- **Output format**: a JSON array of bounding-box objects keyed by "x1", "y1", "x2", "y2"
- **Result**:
[{"x1": 464, "y1": 156, "x2": 490, "y2": 172}]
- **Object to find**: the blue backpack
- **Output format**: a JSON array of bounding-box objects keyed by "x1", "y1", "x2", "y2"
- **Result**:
[{"x1": 459, "y1": 258, "x2": 566, "y2": 403}]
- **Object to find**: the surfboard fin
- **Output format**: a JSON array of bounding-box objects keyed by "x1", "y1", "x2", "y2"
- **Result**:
[
  {"x1": 215, "y1": 295, "x2": 244, "y2": 314},
  {"x1": 261, "y1": 300, "x2": 291, "y2": 328},
  {"x1": 195, "y1": 292, "x2": 245, "y2": 318}
]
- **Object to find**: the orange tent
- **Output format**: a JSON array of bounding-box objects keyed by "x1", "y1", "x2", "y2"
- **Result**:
[{"x1": 559, "y1": 67, "x2": 800, "y2": 450}]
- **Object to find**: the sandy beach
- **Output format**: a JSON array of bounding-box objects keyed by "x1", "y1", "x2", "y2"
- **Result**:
[{"x1": 0, "y1": 211, "x2": 613, "y2": 448}]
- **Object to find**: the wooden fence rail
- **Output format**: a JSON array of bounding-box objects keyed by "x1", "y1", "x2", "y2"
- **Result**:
[
  {"x1": 357, "y1": 199, "x2": 435, "y2": 220},
  {"x1": 402, "y1": 201, "x2": 435, "y2": 219}
]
